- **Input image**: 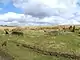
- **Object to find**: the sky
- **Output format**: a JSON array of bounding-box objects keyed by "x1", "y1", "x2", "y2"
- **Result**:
[{"x1": 0, "y1": 0, "x2": 80, "y2": 26}]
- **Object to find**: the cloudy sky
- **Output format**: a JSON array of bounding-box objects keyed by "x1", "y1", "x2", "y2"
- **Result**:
[{"x1": 0, "y1": 0, "x2": 80, "y2": 26}]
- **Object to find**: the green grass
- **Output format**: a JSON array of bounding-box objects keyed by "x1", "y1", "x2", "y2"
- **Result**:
[{"x1": 0, "y1": 30, "x2": 80, "y2": 60}]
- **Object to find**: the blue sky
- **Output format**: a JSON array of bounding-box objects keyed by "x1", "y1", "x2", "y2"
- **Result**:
[
  {"x1": 0, "y1": 0, "x2": 80, "y2": 26},
  {"x1": 0, "y1": 1, "x2": 23, "y2": 14}
]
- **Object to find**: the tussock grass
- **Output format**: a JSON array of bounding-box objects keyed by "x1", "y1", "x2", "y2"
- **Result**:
[{"x1": 0, "y1": 26, "x2": 80, "y2": 60}]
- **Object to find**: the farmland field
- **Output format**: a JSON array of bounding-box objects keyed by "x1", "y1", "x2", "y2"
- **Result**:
[{"x1": 0, "y1": 26, "x2": 80, "y2": 60}]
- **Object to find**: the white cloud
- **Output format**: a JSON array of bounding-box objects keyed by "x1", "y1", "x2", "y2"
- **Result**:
[
  {"x1": 0, "y1": 12, "x2": 25, "y2": 21},
  {"x1": 0, "y1": 12, "x2": 79, "y2": 26},
  {"x1": 0, "y1": 0, "x2": 80, "y2": 26},
  {"x1": 0, "y1": 12, "x2": 25, "y2": 26},
  {"x1": 12, "y1": 0, "x2": 78, "y2": 18},
  {"x1": 13, "y1": 0, "x2": 77, "y2": 8}
]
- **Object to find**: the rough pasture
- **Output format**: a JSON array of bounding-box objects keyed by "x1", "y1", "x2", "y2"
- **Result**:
[{"x1": 0, "y1": 26, "x2": 80, "y2": 60}]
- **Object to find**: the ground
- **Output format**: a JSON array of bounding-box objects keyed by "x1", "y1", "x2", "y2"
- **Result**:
[{"x1": 0, "y1": 26, "x2": 80, "y2": 60}]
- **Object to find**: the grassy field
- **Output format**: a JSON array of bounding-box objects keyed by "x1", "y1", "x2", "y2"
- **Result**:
[{"x1": 0, "y1": 26, "x2": 80, "y2": 60}]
